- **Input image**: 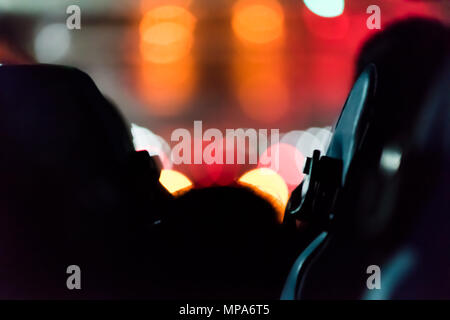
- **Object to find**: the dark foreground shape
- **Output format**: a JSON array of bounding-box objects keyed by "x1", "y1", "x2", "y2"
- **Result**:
[
  {"x1": 148, "y1": 185, "x2": 298, "y2": 299},
  {"x1": 0, "y1": 65, "x2": 170, "y2": 299},
  {"x1": 296, "y1": 19, "x2": 450, "y2": 300}
]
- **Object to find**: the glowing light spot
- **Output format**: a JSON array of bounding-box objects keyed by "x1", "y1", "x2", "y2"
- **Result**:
[
  {"x1": 159, "y1": 169, "x2": 193, "y2": 195},
  {"x1": 140, "y1": 0, "x2": 192, "y2": 14},
  {"x1": 139, "y1": 5, "x2": 195, "y2": 64},
  {"x1": 137, "y1": 5, "x2": 196, "y2": 114},
  {"x1": 303, "y1": 7, "x2": 349, "y2": 40},
  {"x1": 303, "y1": 0, "x2": 344, "y2": 18},
  {"x1": 238, "y1": 168, "x2": 289, "y2": 222},
  {"x1": 177, "y1": 136, "x2": 241, "y2": 188},
  {"x1": 232, "y1": 0, "x2": 284, "y2": 44},
  {"x1": 131, "y1": 123, "x2": 172, "y2": 169},
  {"x1": 379, "y1": 147, "x2": 402, "y2": 174},
  {"x1": 34, "y1": 23, "x2": 71, "y2": 63},
  {"x1": 139, "y1": 5, "x2": 195, "y2": 34},
  {"x1": 306, "y1": 127, "x2": 333, "y2": 153},
  {"x1": 140, "y1": 22, "x2": 193, "y2": 64},
  {"x1": 281, "y1": 130, "x2": 323, "y2": 158}
]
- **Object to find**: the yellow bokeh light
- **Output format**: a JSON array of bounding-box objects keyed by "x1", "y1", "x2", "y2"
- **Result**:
[
  {"x1": 232, "y1": 0, "x2": 284, "y2": 44},
  {"x1": 238, "y1": 168, "x2": 289, "y2": 222},
  {"x1": 140, "y1": 5, "x2": 195, "y2": 64},
  {"x1": 159, "y1": 169, "x2": 193, "y2": 195}
]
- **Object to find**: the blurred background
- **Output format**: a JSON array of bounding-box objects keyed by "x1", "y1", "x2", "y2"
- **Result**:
[{"x1": 1, "y1": 0, "x2": 449, "y2": 200}]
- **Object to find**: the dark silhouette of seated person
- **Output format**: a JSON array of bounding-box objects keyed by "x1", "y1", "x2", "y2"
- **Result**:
[
  {"x1": 148, "y1": 185, "x2": 297, "y2": 299},
  {"x1": 0, "y1": 65, "x2": 170, "y2": 298}
]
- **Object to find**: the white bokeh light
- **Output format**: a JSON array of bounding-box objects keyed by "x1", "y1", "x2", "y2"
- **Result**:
[
  {"x1": 303, "y1": 0, "x2": 345, "y2": 18},
  {"x1": 306, "y1": 126, "x2": 333, "y2": 154},
  {"x1": 34, "y1": 23, "x2": 71, "y2": 63},
  {"x1": 131, "y1": 123, "x2": 172, "y2": 169}
]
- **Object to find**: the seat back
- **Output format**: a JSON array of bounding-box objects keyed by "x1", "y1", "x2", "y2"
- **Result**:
[
  {"x1": 284, "y1": 64, "x2": 376, "y2": 226},
  {"x1": 283, "y1": 19, "x2": 450, "y2": 300},
  {"x1": 280, "y1": 64, "x2": 377, "y2": 299},
  {"x1": 296, "y1": 20, "x2": 450, "y2": 299}
]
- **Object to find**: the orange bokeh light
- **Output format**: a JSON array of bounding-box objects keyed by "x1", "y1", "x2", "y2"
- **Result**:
[
  {"x1": 139, "y1": 5, "x2": 195, "y2": 34},
  {"x1": 232, "y1": 0, "x2": 284, "y2": 45},
  {"x1": 140, "y1": 22, "x2": 193, "y2": 64},
  {"x1": 140, "y1": 0, "x2": 192, "y2": 14},
  {"x1": 139, "y1": 5, "x2": 196, "y2": 64},
  {"x1": 232, "y1": 0, "x2": 287, "y2": 123},
  {"x1": 137, "y1": 5, "x2": 196, "y2": 115}
]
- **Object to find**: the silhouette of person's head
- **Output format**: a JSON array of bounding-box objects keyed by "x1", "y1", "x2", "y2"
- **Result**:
[
  {"x1": 0, "y1": 65, "x2": 168, "y2": 298},
  {"x1": 343, "y1": 18, "x2": 450, "y2": 240},
  {"x1": 149, "y1": 185, "x2": 296, "y2": 299}
]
